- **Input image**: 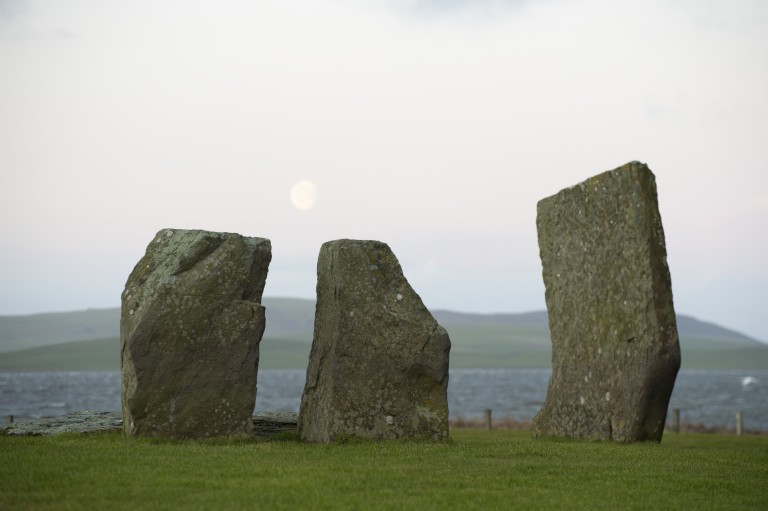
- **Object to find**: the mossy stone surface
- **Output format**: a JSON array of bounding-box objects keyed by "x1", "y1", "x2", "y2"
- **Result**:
[
  {"x1": 298, "y1": 239, "x2": 450, "y2": 442},
  {"x1": 532, "y1": 162, "x2": 680, "y2": 442},
  {"x1": 120, "y1": 229, "x2": 271, "y2": 439}
]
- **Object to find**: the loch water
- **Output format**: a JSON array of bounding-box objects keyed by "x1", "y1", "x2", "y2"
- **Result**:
[{"x1": 1, "y1": 369, "x2": 766, "y2": 431}]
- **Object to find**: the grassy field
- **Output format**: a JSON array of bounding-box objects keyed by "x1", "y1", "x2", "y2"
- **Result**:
[
  {"x1": 3, "y1": 300, "x2": 768, "y2": 370},
  {"x1": 0, "y1": 336, "x2": 312, "y2": 371},
  {"x1": 1, "y1": 429, "x2": 766, "y2": 510},
  {"x1": 0, "y1": 337, "x2": 120, "y2": 372},
  {"x1": 3, "y1": 332, "x2": 768, "y2": 371},
  {"x1": 0, "y1": 308, "x2": 121, "y2": 353}
]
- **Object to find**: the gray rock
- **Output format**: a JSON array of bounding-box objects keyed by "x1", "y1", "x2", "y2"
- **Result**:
[
  {"x1": 3, "y1": 411, "x2": 297, "y2": 438},
  {"x1": 532, "y1": 162, "x2": 681, "y2": 442},
  {"x1": 252, "y1": 411, "x2": 298, "y2": 438},
  {"x1": 298, "y1": 239, "x2": 450, "y2": 442},
  {"x1": 121, "y1": 229, "x2": 271, "y2": 438},
  {"x1": 2, "y1": 411, "x2": 122, "y2": 436}
]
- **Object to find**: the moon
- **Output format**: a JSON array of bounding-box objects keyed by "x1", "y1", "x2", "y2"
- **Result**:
[{"x1": 290, "y1": 180, "x2": 317, "y2": 211}]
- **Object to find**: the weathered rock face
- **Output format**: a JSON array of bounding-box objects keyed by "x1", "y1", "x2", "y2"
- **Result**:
[
  {"x1": 298, "y1": 239, "x2": 450, "y2": 442},
  {"x1": 121, "y1": 229, "x2": 271, "y2": 438},
  {"x1": 532, "y1": 162, "x2": 681, "y2": 442}
]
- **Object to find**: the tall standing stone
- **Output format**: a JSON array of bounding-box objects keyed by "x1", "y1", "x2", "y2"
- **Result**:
[
  {"x1": 298, "y1": 239, "x2": 451, "y2": 442},
  {"x1": 121, "y1": 229, "x2": 271, "y2": 438},
  {"x1": 532, "y1": 162, "x2": 680, "y2": 442}
]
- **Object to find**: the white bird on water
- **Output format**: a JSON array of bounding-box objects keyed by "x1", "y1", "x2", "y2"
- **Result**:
[{"x1": 739, "y1": 376, "x2": 758, "y2": 388}]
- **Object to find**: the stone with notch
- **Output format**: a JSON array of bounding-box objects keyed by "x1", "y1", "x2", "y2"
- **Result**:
[
  {"x1": 532, "y1": 162, "x2": 681, "y2": 442},
  {"x1": 120, "y1": 229, "x2": 271, "y2": 438},
  {"x1": 298, "y1": 239, "x2": 451, "y2": 442}
]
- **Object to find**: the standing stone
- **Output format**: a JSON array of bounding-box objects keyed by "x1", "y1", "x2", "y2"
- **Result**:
[
  {"x1": 532, "y1": 162, "x2": 680, "y2": 442},
  {"x1": 298, "y1": 240, "x2": 451, "y2": 442},
  {"x1": 121, "y1": 229, "x2": 271, "y2": 438}
]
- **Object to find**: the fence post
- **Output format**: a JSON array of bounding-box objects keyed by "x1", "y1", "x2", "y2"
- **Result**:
[
  {"x1": 672, "y1": 408, "x2": 680, "y2": 433},
  {"x1": 736, "y1": 412, "x2": 743, "y2": 436},
  {"x1": 6, "y1": 415, "x2": 12, "y2": 425},
  {"x1": 484, "y1": 409, "x2": 492, "y2": 431}
]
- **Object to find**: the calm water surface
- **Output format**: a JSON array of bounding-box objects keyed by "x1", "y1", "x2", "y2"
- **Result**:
[{"x1": 1, "y1": 369, "x2": 766, "y2": 431}]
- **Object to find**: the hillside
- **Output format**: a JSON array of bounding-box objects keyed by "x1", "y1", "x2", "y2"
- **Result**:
[
  {"x1": 1, "y1": 298, "x2": 766, "y2": 370},
  {"x1": 0, "y1": 308, "x2": 121, "y2": 353}
]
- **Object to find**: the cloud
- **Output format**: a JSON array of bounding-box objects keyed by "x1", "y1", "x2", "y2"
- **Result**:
[
  {"x1": 672, "y1": 0, "x2": 768, "y2": 32},
  {"x1": 0, "y1": 0, "x2": 76, "y2": 40},
  {"x1": 1, "y1": 0, "x2": 767, "y2": 340},
  {"x1": 385, "y1": 0, "x2": 537, "y2": 19},
  {"x1": 0, "y1": 0, "x2": 27, "y2": 20}
]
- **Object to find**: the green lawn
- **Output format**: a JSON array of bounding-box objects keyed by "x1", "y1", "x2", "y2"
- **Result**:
[{"x1": 2, "y1": 430, "x2": 766, "y2": 510}]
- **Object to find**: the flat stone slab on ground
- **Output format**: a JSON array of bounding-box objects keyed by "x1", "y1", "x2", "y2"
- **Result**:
[
  {"x1": 2, "y1": 411, "x2": 123, "y2": 436},
  {"x1": 3, "y1": 411, "x2": 298, "y2": 437}
]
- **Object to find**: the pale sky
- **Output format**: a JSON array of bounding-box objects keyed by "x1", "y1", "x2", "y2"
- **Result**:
[{"x1": 1, "y1": 0, "x2": 767, "y2": 342}]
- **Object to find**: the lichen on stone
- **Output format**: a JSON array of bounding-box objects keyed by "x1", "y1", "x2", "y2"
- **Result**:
[
  {"x1": 298, "y1": 239, "x2": 451, "y2": 443},
  {"x1": 532, "y1": 162, "x2": 680, "y2": 443},
  {"x1": 120, "y1": 229, "x2": 271, "y2": 439}
]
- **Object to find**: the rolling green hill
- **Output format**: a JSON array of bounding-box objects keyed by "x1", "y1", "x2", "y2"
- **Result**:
[
  {"x1": 1, "y1": 298, "x2": 766, "y2": 371},
  {"x1": 0, "y1": 308, "x2": 121, "y2": 353},
  {"x1": 0, "y1": 338, "x2": 120, "y2": 372}
]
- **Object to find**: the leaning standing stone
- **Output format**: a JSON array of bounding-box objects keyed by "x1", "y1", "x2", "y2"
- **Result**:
[
  {"x1": 298, "y1": 239, "x2": 451, "y2": 442},
  {"x1": 532, "y1": 162, "x2": 680, "y2": 442},
  {"x1": 121, "y1": 229, "x2": 271, "y2": 438}
]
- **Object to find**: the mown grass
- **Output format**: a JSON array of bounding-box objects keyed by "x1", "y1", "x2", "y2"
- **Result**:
[{"x1": 2, "y1": 430, "x2": 766, "y2": 510}]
